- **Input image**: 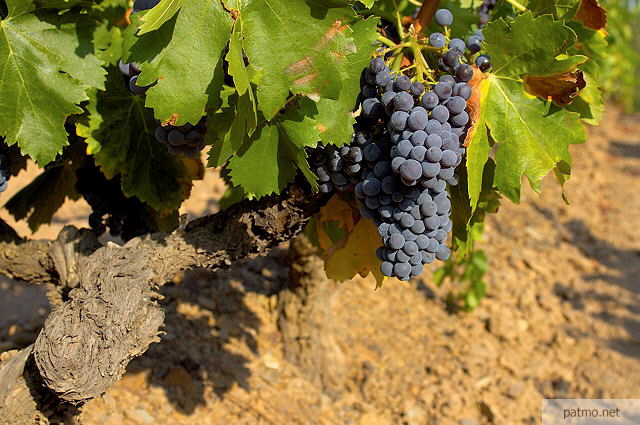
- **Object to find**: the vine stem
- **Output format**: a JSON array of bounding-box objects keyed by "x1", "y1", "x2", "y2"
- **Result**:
[
  {"x1": 505, "y1": 0, "x2": 528, "y2": 11},
  {"x1": 414, "y1": 0, "x2": 442, "y2": 33},
  {"x1": 376, "y1": 35, "x2": 396, "y2": 48}
]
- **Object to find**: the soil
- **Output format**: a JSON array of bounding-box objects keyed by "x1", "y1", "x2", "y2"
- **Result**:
[{"x1": 1, "y1": 107, "x2": 639, "y2": 425}]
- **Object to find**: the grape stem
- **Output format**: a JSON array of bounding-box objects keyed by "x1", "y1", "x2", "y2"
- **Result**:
[
  {"x1": 376, "y1": 35, "x2": 397, "y2": 48},
  {"x1": 505, "y1": 0, "x2": 528, "y2": 11}
]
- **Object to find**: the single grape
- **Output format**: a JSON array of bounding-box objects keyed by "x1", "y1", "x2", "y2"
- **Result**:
[
  {"x1": 362, "y1": 178, "x2": 381, "y2": 196},
  {"x1": 381, "y1": 91, "x2": 396, "y2": 107},
  {"x1": 397, "y1": 140, "x2": 413, "y2": 158},
  {"x1": 441, "y1": 150, "x2": 458, "y2": 167},
  {"x1": 410, "y1": 82, "x2": 425, "y2": 97},
  {"x1": 408, "y1": 109, "x2": 428, "y2": 131},
  {"x1": 449, "y1": 38, "x2": 466, "y2": 54},
  {"x1": 393, "y1": 92, "x2": 414, "y2": 111},
  {"x1": 375, "y1": 71, "x2": 392, "y2": 87},
  {"x1": 451, "y1": 111, "x2": 469, "y2": 127},
  {"x1": 421, "y1": 92, "x2": 439, "y2": 109},
  {"x1": 445, "y1": 96, "x2": 467, "y2": 114},
  {"x1": 390, "y1": 111, "x2": 409, "y2": 131},
  {"x1": 387, "y1": 233, "x2": 405, "y2": 250},
  {"x1": 429, "y1": 32, "x2": 446, "y2": 48},
  {"x1": 128, "y1": 76, "x2": 147, "y2": 95},
  {"x1": 431, "y1": 105, "x2": 450, "y2": 123},
  {"x1": 409, "y1": 146, "x2": 427, "y2": 162},
  {"x1": 434, "y1": 9, "x2": 454, "y2": 26},
  {"x1": 434, "y1": 82, "x2": 452, "y2": 100},
  {"x1": 426, "y1": 147, "x2": 443, "y2": 162},
  {"x1": 466, "y1": 35, "x2": 482, "y2": 54},
  {"x1": 380, "y1": 261, "x2": 394, "y2": 277},
  {"x1": 394, "y1": 75, "x2": 412, "y2": 91},
  {"x1": 411, "y1": 131, "x2": 428, "y2": 146},
  {"x1": 475, "y1": 54, "x2": 491, "y2": 72},
  {"x1": 399, "y1": 159, "x2": 421, "y2": 181},
  {"x1": 370, "y1": 57, "x2": 386, "y2": 73},
  {"x1": 362, "y1": 97, "x2": 382, "y2": 118},
  {"x1": 425, "y1": 119, "x2": 443, "y2": 135},
  {"x1": 393, "y1": 262, "x2": 411, "y2": 279},
  {"x1": 442, "y1": 50, "x2": 459, "y2": 68},
  {"x1": 167, "y1": 129, "x2": 185, "y2": 146},
  {"x1": 421, "y1": 161, "x2": 440, "y2": 178},
  {"x1": 455, "y1": 64, "x2": 474, "y2": 82}
]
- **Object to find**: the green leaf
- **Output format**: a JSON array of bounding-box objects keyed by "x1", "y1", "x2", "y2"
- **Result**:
[
  {"x1": 484, "y1": 13, "x2": 586, "y2": 78},
  {"x1": 138, "y1": 0, "x2": 187, "y2": 35},
  {"x1": 228, "y1": 124, "x2": 297, "y2": 197},
  {"x1": 468, "y1": 76, "x2": 585, "y2": 203},
  {"x1": 5, "y1": 162, "x2": 79, "y2": 232},
  {"x1": 77, "y1": 67, "x2": 200, "y2": 211},
  {"x1": 0, "y1": 7, "x2": 106, "y2": 164},
  {"x1": 307, "y1": 17, "x2": 379, "y2": 146},
  {"x1": 123, "y1": 0, "x2": 233, "y2": 125},
  {"x1": 520, "y1": 0, "x2": 581, "y2": 20},
  {"x1": 239, "y1": 0, "x2": 357, "y2": 119}
]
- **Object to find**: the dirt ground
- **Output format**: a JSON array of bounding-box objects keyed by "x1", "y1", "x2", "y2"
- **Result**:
[{"x1": 0, "y1": 107, "x2": 638, "y2": 425}]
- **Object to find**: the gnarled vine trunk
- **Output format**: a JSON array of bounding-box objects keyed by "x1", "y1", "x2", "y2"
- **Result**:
[{"x1": 0, "y1": 184, "x2": 329, "y2": 422}]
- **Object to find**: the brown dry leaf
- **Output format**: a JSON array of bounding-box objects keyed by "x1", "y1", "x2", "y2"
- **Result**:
[
  {"x1": 523, "y1": 70, "x2": 586, "y2": 106},
  {"x1": 463, "y1": 66, "x2": 488, "y2": 147},
  {"x1": 574, "y1": 0, "x2": 608, "y2": 30}
]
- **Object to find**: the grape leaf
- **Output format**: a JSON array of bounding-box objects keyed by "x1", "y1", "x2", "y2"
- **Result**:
[
  {"x1": 77, "y1": 67, "x2": 201, "y2": 211},
  {"x1": 523, "y1": 69, "x2": 586, "y2": 106},
  {"x1": 138, "y1": 0, "x2": 187, "y2": 35},
  {"x1": 304, "y1": 17, "x2": 379, "y2": 146},
  {"x1": 485, "y1": 13, "x2": 586, "y2": 78},
  {"x1": 228, "y1": 124, "x2": 297, "y2": 197},
  {"x1": 123, "y1": 0, "x2": 232, "y2": 125},
  {"x1": 574, "y1": 0, "x2": 607, "y2": 30},
  {"x1": 227, "y1": 106, "x2": 320, "y2": 197},
  {"x1": 0, "y1": 5, "x2": 105, "y2": 165},
  {"x1": 239, "y1": 0, "x2": 358, "y2": 119},
  {"x1": 323, "y1": 217, "x2": 386, "y2": 287},
  {"x1": 468, "y1": 76, "x2": 585, "y2": 203},
  {"x1": 520, "y1": 0, "x2": 581, "y2": 20},
  {"x1": 564, "y1": 72, "x2": 604, "y2": 125},
  {"x1": 5, "y1": 162, "x2": 80, "y2": 232}
]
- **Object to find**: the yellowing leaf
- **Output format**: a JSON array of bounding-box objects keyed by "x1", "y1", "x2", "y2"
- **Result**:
[
  {"x1": 316, "y1": 194, "x2": 357, "y2": 250},
  {"x1": 323, "y1": 218, "x2": 386, "y2": 287}
]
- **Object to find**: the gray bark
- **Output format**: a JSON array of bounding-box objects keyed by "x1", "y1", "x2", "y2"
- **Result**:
[{"x1": 0, "y1": 184, "x2": 329, "y2": 419}]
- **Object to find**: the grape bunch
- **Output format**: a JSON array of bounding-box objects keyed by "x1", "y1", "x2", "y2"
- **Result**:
[
  {"x1": 75, "y1": 163, "x2": 154, "y2": 241},
  {"x1": 155, "y1": 117, "x2": 208, "y2": 158},
  {"x1": 478, "y1": 0, "x2": 497, "y2": 27},
  {"x1": 311, "y1": 8, "x2": 492, "y2": 280},
  {"x1": 0, "y1": 149, "x2": 10, "y2": 193},
  {"x1": 308, "y1": 130, "x2": 384, "y2": 193},
  {"x1": 117, "y1": 0, "x2": 161, "y2": 95}
]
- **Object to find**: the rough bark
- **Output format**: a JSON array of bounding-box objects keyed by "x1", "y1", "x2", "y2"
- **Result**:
[
  {"x1": 0, "y1": 182, "x2": 329, "y2": 416},
  {"x1": 277, "y1": 236, "x2": 347, "y2": 396}
]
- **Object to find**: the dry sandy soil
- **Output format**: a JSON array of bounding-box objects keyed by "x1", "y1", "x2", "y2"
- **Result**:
[{"x1": 0, "y1": 108, "x2": 638, "y2": 425}]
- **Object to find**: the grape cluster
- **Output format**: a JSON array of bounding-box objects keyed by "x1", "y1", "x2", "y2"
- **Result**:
[
  {"x1": 117, "y1": 0, "x2": 161, "y2": 95},
  {"x1": 478, "y1": 0, "x2": 497, "y2": 27},
  {"x1": 75, "y1": 164, "x2": 153, "y2": 241},
  {"x1": 0, "y1": 151, "x2": 10, "y2": 193},
  {"x1": 155, "y1": 117, "x2": 208, "y2": 158},
  {"x1": 311, "y1": 8, "x2": 493, "y2": 280},
  {"x1": 308, "y1": 130, "x2": 383, "y2": 193}
]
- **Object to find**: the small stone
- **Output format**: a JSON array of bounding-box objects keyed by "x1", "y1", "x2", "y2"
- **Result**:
[
  {"x1": 404, "y1": 405, "x2": 428, "y2": 425},
  {"x1": 507, "y1": 382, "x2": 525, "y2": 399}
]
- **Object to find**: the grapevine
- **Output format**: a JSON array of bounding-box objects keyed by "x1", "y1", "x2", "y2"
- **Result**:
[{"x1": 0, "y1": 0, "x2": 633, "y2": 418}]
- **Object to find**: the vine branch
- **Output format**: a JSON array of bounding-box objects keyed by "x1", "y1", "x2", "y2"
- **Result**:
[{"x1": 414, "y1": 0, "x2": 442, "y2": 33}]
